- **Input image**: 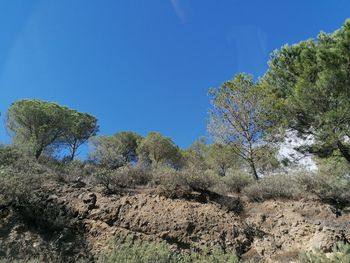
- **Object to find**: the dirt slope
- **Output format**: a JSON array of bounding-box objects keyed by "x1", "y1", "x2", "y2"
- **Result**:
[{"x1": 0, "y1": 181, "x2": 349, "y2": 262}]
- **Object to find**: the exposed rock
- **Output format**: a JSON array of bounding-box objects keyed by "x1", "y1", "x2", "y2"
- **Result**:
[{"x1": 0, "y1": 181, "x2": 349, "y2": 262}]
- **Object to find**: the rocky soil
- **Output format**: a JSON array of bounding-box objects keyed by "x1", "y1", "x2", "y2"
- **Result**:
[{"x1": 0, "y1": 181, "x2": 349, "y2": 262}]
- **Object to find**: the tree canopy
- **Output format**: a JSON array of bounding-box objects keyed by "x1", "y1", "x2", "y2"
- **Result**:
[
  {"x1": 7, "y1": 99, "x2": 98, "y2": 160},
  {"x1": 89, "y1": 131, "x2": 142, "y2": 168},
  {"x1": 208, "y1": 73, "x2": 271, "y2": 179},
  {"x1": 263, "y1": 19, "x2": 350, "y2": 163},
  {"x1": 137, "y1": 132, "x2": 183, "y2": 168}
]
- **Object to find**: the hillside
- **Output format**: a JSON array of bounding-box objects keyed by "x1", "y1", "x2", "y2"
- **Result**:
[{"x1": 1, "y1": 179, "x2": 349, "y2": 263}]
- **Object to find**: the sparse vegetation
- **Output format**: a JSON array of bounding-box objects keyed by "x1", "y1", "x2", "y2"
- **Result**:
[
  {"x1": 243, "y1": 174, "x2": 301, "y2": 202},
  {"x1": 299, "y1": 242, "x2": 350, "y2": 263},
  {"x1": 98, "y1": 237, "x2": 240, "y2": 263}
]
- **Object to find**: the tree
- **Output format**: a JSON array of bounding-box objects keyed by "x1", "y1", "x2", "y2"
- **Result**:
[
  {"x1": 7, "y1": 99, "x2": 98, "y2": 160},
  {"x1": 182, "y1": 137, "x2": 209, "y2": 170},
  {"x1": 63, "y1": 112, "x2": 99, "y2": 161},
  {"x1": 137, "y1": 132, "x2": 183, "y2": 168},
  {"x1": 7, "y1": 99, "x2": 69, "y2": 159},
  {"x1": 90, "y1": 131, "x2": 142, "y2": 169},
  {"x1": 205, "y1": 143, "x2": 238, "y2": 176},
  {"x1": 263, "y1": 19, "x2": 350, "y2": 163},
  {"x1": 208, "y1": 74, "x2": 271, "y2": 180}
]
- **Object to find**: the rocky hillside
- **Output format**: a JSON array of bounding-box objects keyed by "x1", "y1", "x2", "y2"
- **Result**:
[{"x1": 0, "y1": 180, "x2": 349, "y2": 263}]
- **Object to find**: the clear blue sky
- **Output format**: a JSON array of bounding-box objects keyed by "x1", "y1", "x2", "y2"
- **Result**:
[{"x1": 0, "y1": 0, "x2": 349, "y2": 157}]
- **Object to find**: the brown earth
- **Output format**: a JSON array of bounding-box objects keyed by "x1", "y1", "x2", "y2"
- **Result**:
[{"x1": 0, "y1": 181, "x2": 349, "y2": 262}]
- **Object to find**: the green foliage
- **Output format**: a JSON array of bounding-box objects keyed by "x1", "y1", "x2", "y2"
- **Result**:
[
  {"x1": 7, "y1": 99, "x2": 69, "y2": 159},
  {"x1": 185, "y1": 168, "x2": 221, "y2": 192},
  {"x1": 299, "y1": 242, "x2": 350, "y2": 263},
  {"x1": 295, "y1": 158, "x2": 350, "y2": 208},
  {"x1": 153, "y1": 166, "x2": 222, "y2": 199},
  {"x1": 222, "y1": 170, "x2": 254, "y2": 193},
  {"x1": 63, "y1": 111, "x2": 98, "y2": 161},
  {"x1": 94, "y1": 166, "x2": 134, "y2": 192},
  {"x1": 205, "y1": 143, "x2": 239, "y2": 176},
  {"x1": 243, "y1": 174, "x2": 301, "y2": 202},
  {"x1": 0, "y1": 259, "x2": 41, "y2": 263},
  {"x1": 7, "y1": 99, "x2": 98, "y2": 160},
  {"x1": 0, "y1": 145, "x2": 24, "y2": 167},
  {"x1": 208, "y1": 73, "x2": 272, "y2": 180},
  {"x1": 137, "y1": 132, "x2": 184, "y2": 169},
  {"x1": 48, "y1": 159, "x2": 97, "y2": 183},
  {"x1": 263, "y1": 19, "x2": 350, "y2": 163},
  {"x1": 94, "y1": 165, "x2": 152, "y2": 193},
  {"x1": 182, "y1": 137, "x2": 209, "y2": 171},
  {"x1": 98, "y1": 237, "x2": 240, "y2": 263},
  {"x1": 0, "y1": 145, "x2": 48, "y2": 206},
  {"x1": 153, "y1": 167, "x2": 192, "y2": 199},
  {"x1": 90, "y1": 132, "x2": 142, "y2": 169}
]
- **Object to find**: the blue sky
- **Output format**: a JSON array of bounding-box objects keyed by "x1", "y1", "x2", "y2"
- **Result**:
[{"x1": 0, "y1": 0, "x2": 349, "y2": 157}]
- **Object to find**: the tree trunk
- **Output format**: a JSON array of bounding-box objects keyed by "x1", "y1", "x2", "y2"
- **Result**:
[
  {"x1": 70, "y1": 149, "x2": 76, "y2": 161},
  {"x1": 35, "y1": 148, "x2": 43, "y2": 160},
  {"x1": 249, "y1": 160, "x2": 259, "y2": 180},
  {"x1": 337, "y1": 140, "x2": 350, "y2": 163}
]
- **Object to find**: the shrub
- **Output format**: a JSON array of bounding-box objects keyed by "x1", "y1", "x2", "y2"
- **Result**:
[
  {"x1": 94, "y1": 164, "x2": 153, "y2": 193},
  {"x1": 0, "y1": 260, "x2": 41, "y2": 263},
  {"x1": 293, "y1": 158, "x2": 350, "y2": 208},
  {"x1": 94, "y1": 167, "x2": 133, "y2": 193},
  {"x1": 299, "y1": 242, "x2": 350, "y2": 263},
  {"x1": 243, "y1": 174, "x2": 300, "y2": 202},
  {"x1": 0, "y1": 146, "x2": 49, "y2": 206},
  {"x1": 295, "y1": 172, "x2": 350, "y2": 208},
  {"x1": 184, "y1": 169, "x2": 220, "y2": 192},
  {"x1": 98, "y1": 237, "x2": 240, "y2": 263},
  {"x1": 98, "y1": 237, "x2": 176, "y2": 263},
  {"x1": 47, "y1": 159, "x2": 91, "y2": 182},
  {"x1": 312, "y1": 158, "x2": 350, "y2": 208},
  {"x1": 0, "y1": 145, "x2": 23, "y2": 166},
  {"x1": 153, "y1": 167, "x2": 222, "y2": 199},
  {"x1": 153, "y1": 167, "x2": 192, "y2": 199},
  {"x1": 222, "y1": 170, "x2": 254, "y2": 193},
  {"x1": 127, "y1": 165, "x2": 152, "y2": 186}
]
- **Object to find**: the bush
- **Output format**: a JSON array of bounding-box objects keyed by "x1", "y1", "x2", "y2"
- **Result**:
[
  {"x1": 153, "y1": 167, "x2": 192, "y2": 199},
  {"x1": 185, "y1": 169, "x2": 221, "y2": 192},
  {"x1": 94, "y1": 167, "x2": 133, "y2": 193},
  {"x1": 222, "y1": 170, "x2": 254, "y2": 193},
  {"x1": 0, "y1": 260, "x2": 41, "y2": 263},
  {"x1": 98, "y1": 237, "x2": 240, "y2": 263},
  {"x1": 0, "y1": 146, "x2": 50, "y2": 206},
  {"x1": 295, "y1": 172, "x2": 350, "y2": 208},
  {"x1": 299, "y1": 242, "x2": 350, "y2": 263},
  {"x1": 153, "y1": 167, "x2": 222, "y2": 199},
  {"x1": 94, "y1": 165, "x2": 153, "y2": 193},
  {"x1": 127, "y1": 165, "x2": 152, "y2": 186},
  {"x1": 243, "y1": 174, "x2": 300, "y2": 202},
  {"x1": 292, "y1": 158, "x2": 350, "y2": 208},
  {"x1": 0, "y1": 145, "x2": 23, "y2": 166}
]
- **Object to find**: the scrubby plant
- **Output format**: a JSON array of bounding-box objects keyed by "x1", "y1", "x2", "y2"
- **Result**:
[
  {"x1": 0, "y1": 146, "x2": 50, "y2": 206},
  {"x1": 222, "y1": 170, "x2": 254, "y2": 193},
  {"x1": 94, "y1": 164, "x2": 152, "y2": 193},
  {"x1": 243, "y1": 174, "x2": 301, "y2": 202},
  {"x1": 0, "y1": 259, "x2": 41, "y2": 263},
  {"x1": 153, "y1": 166, "x2": 223, "y2": 199},
  {"x1": 184, "y1": 168, "x2": 221, "y2": 192},
  {"x1": 299, "y1": 242, "x2": 350, "y2": 263},
  {"x1": 94, "y1": 167, "x2": 133, "y2": 193},
  {"x1": 153, "y1": 167, "x2": 192, "y2": 199},
  {"x1": 98, "y1": 237, "x2": 240, "y2": 263},
  {"x1": 292, "y1": 158, "x2": 350, "y2": 208}
]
